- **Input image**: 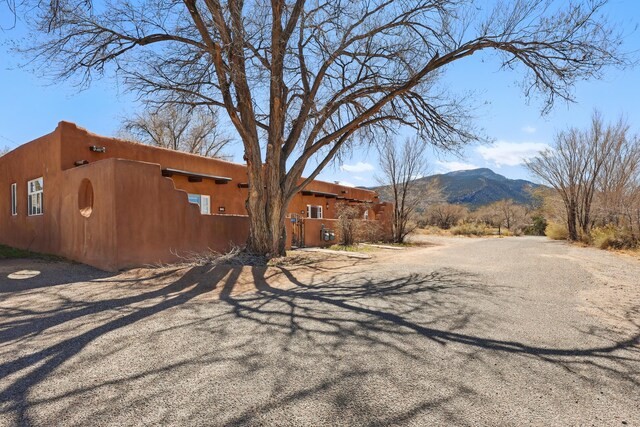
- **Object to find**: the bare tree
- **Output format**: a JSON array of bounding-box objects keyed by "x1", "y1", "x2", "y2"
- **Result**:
[
  {"x1": 491, "y1": 199, "x2": 529, "y2": 234},
  {"x1": 11, "y1": 0, "x2": 627, "y2": 256},
  {"x1": 526, "y1": 112, "x2": 631, "y2": 240},
  {"x1": 595, "y1": 133, "x2": 640, "y2": 228},
  {"x1": 121, "y1": 105, "x2": 232, "y2": 159},
  {"x1": 377, "y1": 136, "x2": 430, "y2": 243},
  {"x1": 335, "y1": 202, "x2": 360, "y2": 246},
  {"x1": 427, "y1": 203, "x2": 468, "y2": 230}
]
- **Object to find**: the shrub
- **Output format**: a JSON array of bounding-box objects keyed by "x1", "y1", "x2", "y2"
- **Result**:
[
  {"x1": 450, "y1": 223, "x2": 492, "y2": 236},
  {"x1": 336, "y1": 202, "x2": 360, "y2": 246},
  {"x1": 357, "y1": 219, "x2": 384, "y2": 243},
  {"x1": 524, "y1": 215, "x2": 548, "y2": 236},
  {"x1": 545, "y1": 222, "x2": 569, "y2": 240},
  {"x1": 590, "y1": 225, "x2": 638, "y2": 250}
]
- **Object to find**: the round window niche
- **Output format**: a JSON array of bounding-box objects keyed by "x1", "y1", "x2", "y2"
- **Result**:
[{"x1": 78, "y1": 179, "x2": 94, "y2": 218}]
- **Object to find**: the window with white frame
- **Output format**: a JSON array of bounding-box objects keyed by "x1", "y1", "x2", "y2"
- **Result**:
[
  {"x1": 306, "y1": 204, "x2": 323, "y2": 219},
  {"x1": 27, "y1": 177, "x2": 44, "y2": 216},
  {"x1": 188, "y1": 194, "x2": 211, "y2": 215},
  {"x1": 10, "y1": 183, "x2": 17, "y2": 216},
  {"x1": 363, "y1": 210, "x2": 369, "y2": 220}
]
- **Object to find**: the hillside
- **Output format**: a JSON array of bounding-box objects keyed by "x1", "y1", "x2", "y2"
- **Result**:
[{"x1": 374, "y1": 168, "x2": 540, "y2": 209}]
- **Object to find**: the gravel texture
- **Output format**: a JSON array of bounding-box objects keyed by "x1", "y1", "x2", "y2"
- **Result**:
[{"x1": 0, "y1": 236, "x2": 638, "y2": 426}]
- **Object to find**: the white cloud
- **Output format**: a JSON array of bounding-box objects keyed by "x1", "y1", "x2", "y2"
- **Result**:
[
  {"x1": 340, "y1": 161, "x2": 375, "y2": 173},
  {"x1": 436, "y1": 161, "x2": 479, "y2": 173},
  {"x1": 353, "y1": 175, "x2": 366, "y2": 182},
  {"x1": 476, "y1": 141, "x2": 550, "y2": 167},
  {"x1": 337, "y1": 181, "x2": 356, "y2": 187},
  {"x1": 522, "y1": 125, "x2": 536, "y2": 134}
]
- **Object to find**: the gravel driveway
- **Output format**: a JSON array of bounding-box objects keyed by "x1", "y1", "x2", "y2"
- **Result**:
[{"x1": 1, "y1": 236, "x2": 638, "y2": 426}]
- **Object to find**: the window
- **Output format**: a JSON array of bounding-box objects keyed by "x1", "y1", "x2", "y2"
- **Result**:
[
  {"x1": 306, "y1": 205, "x2": 323, "y2": 219},
  {"x1": 363, "y1": 210, "x2": 369, "y2": 220},
  {"x1": 27, "y1": 177, "x2": 44, "y2": 216},
  {"x1": 188, "y1": 194, "x2": 211, "y2": 215},
  {"x1": 10, "y1": 183, "x2": 17, "y2": 216}
]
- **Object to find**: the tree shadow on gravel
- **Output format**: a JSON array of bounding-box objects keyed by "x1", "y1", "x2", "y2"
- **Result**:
[
  {"x1": 212, "y1": 265, "x2": 640, "y2": 425},
  {"x1": 0, "y1": 261, "x2": 638, "y2": 426},
  {"x1": 0, "y1": 260, "x2": 114, "y2": 293},
  {"x1": 0, "y1": 265, "x2": 226, "y2": 426}
]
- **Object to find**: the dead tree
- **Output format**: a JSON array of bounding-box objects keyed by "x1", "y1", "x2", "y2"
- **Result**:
[{"x1": 11, "y1": 0, "x2": 627, "y2": 256}]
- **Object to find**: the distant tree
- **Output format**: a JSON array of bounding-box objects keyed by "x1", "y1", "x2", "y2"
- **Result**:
[
  {"x1": 472, "y1": 199, "x2": 528, "y2": 234},
  {"x1": 9, "y1": 0, "x2": 628, "y2": 256},
  {"x1": 121, "y1": 105, "x2": 232, "y2": 159},
  {"x1": 427, "y1": 203, "x2": 468, "y2": 230},
  {"x1": 0, "y1": 146, "x2": 9, "y2": 157},
  {"x1": 526, "y1": 215, "x2": 548, "y2": 236},
  {"x1": 473, "y1": 203, "x2": 501, "y2": 234},
  {"x1": 526, "y1": 112, "x2": 631, "y2": 241},
  {"x1": 377, "y1": 137, "x2": 432, "y2": 243}
]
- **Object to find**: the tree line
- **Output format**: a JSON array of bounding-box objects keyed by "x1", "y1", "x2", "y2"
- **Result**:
[{"x1": 527, "y1": 112, "x2": 640, "y2": 249}]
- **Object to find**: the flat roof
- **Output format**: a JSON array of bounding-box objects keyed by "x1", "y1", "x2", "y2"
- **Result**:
[
  {"x1": 161, "y1": 168, "x2": 232, "y2": 184},
  {"x1": 301, "y1": 190, "x2": 338, "y2": 198}
]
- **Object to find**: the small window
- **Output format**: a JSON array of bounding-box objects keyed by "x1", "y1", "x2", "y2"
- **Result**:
[
  {"x1": 363, "y1": 210, "x2": 369, "y2": 220},
  {"x1": 10, "y1": 183, "x2": 17, "y2": 216},
  {"x1": 27, "y1": 177, "x2": 44, "y2": 216},
  {"x1": 188, "y1": 194, "x2": 211, "y2": 215},
  {"x1": 306, "y1": 205, "x2": 323, "y2": 219}
]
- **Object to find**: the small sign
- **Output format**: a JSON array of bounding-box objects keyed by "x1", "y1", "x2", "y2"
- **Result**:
[{"x1": 290, "y1": 218, "x2": 297, "y2": 223}]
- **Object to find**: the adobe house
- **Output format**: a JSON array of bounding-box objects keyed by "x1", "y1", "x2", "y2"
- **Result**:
[{"x1": 0, "y1": 122, "x2": 391, "y2": 271}]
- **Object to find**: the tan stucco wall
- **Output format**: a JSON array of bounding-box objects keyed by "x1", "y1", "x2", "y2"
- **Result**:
[
  {"x1": 58, "y1": 121, "x2": 251, "y2": 215},
  {"x1": 59, "y1": 159, "x2": 119, "y2": 270},
  {"x1": 0, "y1": 127, "x2": 62, "y2": 255},
  {"x1": 112, "y1": 159, "x2": 249, "y2": 269},
  {"x1": 56, "y1": 158, "x2": 250, "y2": 271}
]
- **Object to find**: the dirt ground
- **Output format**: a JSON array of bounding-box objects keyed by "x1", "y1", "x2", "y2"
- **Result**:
[{"x1": 1, "y1": 236, "x2": 638, "y2": 426}]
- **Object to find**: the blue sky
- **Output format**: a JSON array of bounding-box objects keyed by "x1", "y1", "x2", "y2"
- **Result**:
[{"x1": 1, "y1": 0, "x2": 639, "y2": 187}]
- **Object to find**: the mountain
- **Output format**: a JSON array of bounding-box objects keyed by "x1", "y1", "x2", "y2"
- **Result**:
[{"x1": 375, "y1": 168, "x2": 540, "y2": 209}]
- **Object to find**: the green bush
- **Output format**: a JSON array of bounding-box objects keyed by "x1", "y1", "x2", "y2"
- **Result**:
[
  {"x1": 524, "y1": 215, "x2": 548, "y2": 236},
  {"x1": 450, "y1": 223, "x2": 492, "y2": 236},
  {"x1": 545, "y1": 222, "x2": 569, "y2": 240},
  {"x1": 590, "y1": 225, "x2": 638, "y2": 250}
]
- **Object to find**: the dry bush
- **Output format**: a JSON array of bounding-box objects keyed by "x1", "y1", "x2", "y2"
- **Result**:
[
  {"x1": 357, "y1": 219, "x2": 384, "y2": 243},
  {"x1": 545, "y1": 222, "x2": 569, "y2": 240},
  {"x1": 590, "y1": 225, "x2": 638, "y2": 250},
  {"x1": 450, "y1": 223, "x2": 493, "y2": 236},
  {"x1": 336, "y1": 202, "x2": 361, "y2": 246},
  {"x1": 165, "y1": 246, "x2": 268, "y2": 268},
  {"x1": 335, "y1": 202, "x2": 385, "y2": 245}
]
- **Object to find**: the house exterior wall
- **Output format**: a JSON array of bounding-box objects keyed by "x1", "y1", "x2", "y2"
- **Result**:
[
  {"x1": 59, "y1": 157, "x2": 119, "y2": 270},
  {"x1": 0, "y1": 122, "x2": 391, "y2": 271},
  {"x1": 0, "y1": 127, "x2": 63, "y2": 255}
]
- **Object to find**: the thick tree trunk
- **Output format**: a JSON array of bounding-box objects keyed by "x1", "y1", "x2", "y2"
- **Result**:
[
  {"x1": 244, "y1": 164, "x2": 288, "y2": 257},
  {"x1": 246, "y1": 208, "x2": 287, "y2": 258},
  {"x1": 245, "y1": 195, "x2": 287, "y2": 257}
]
